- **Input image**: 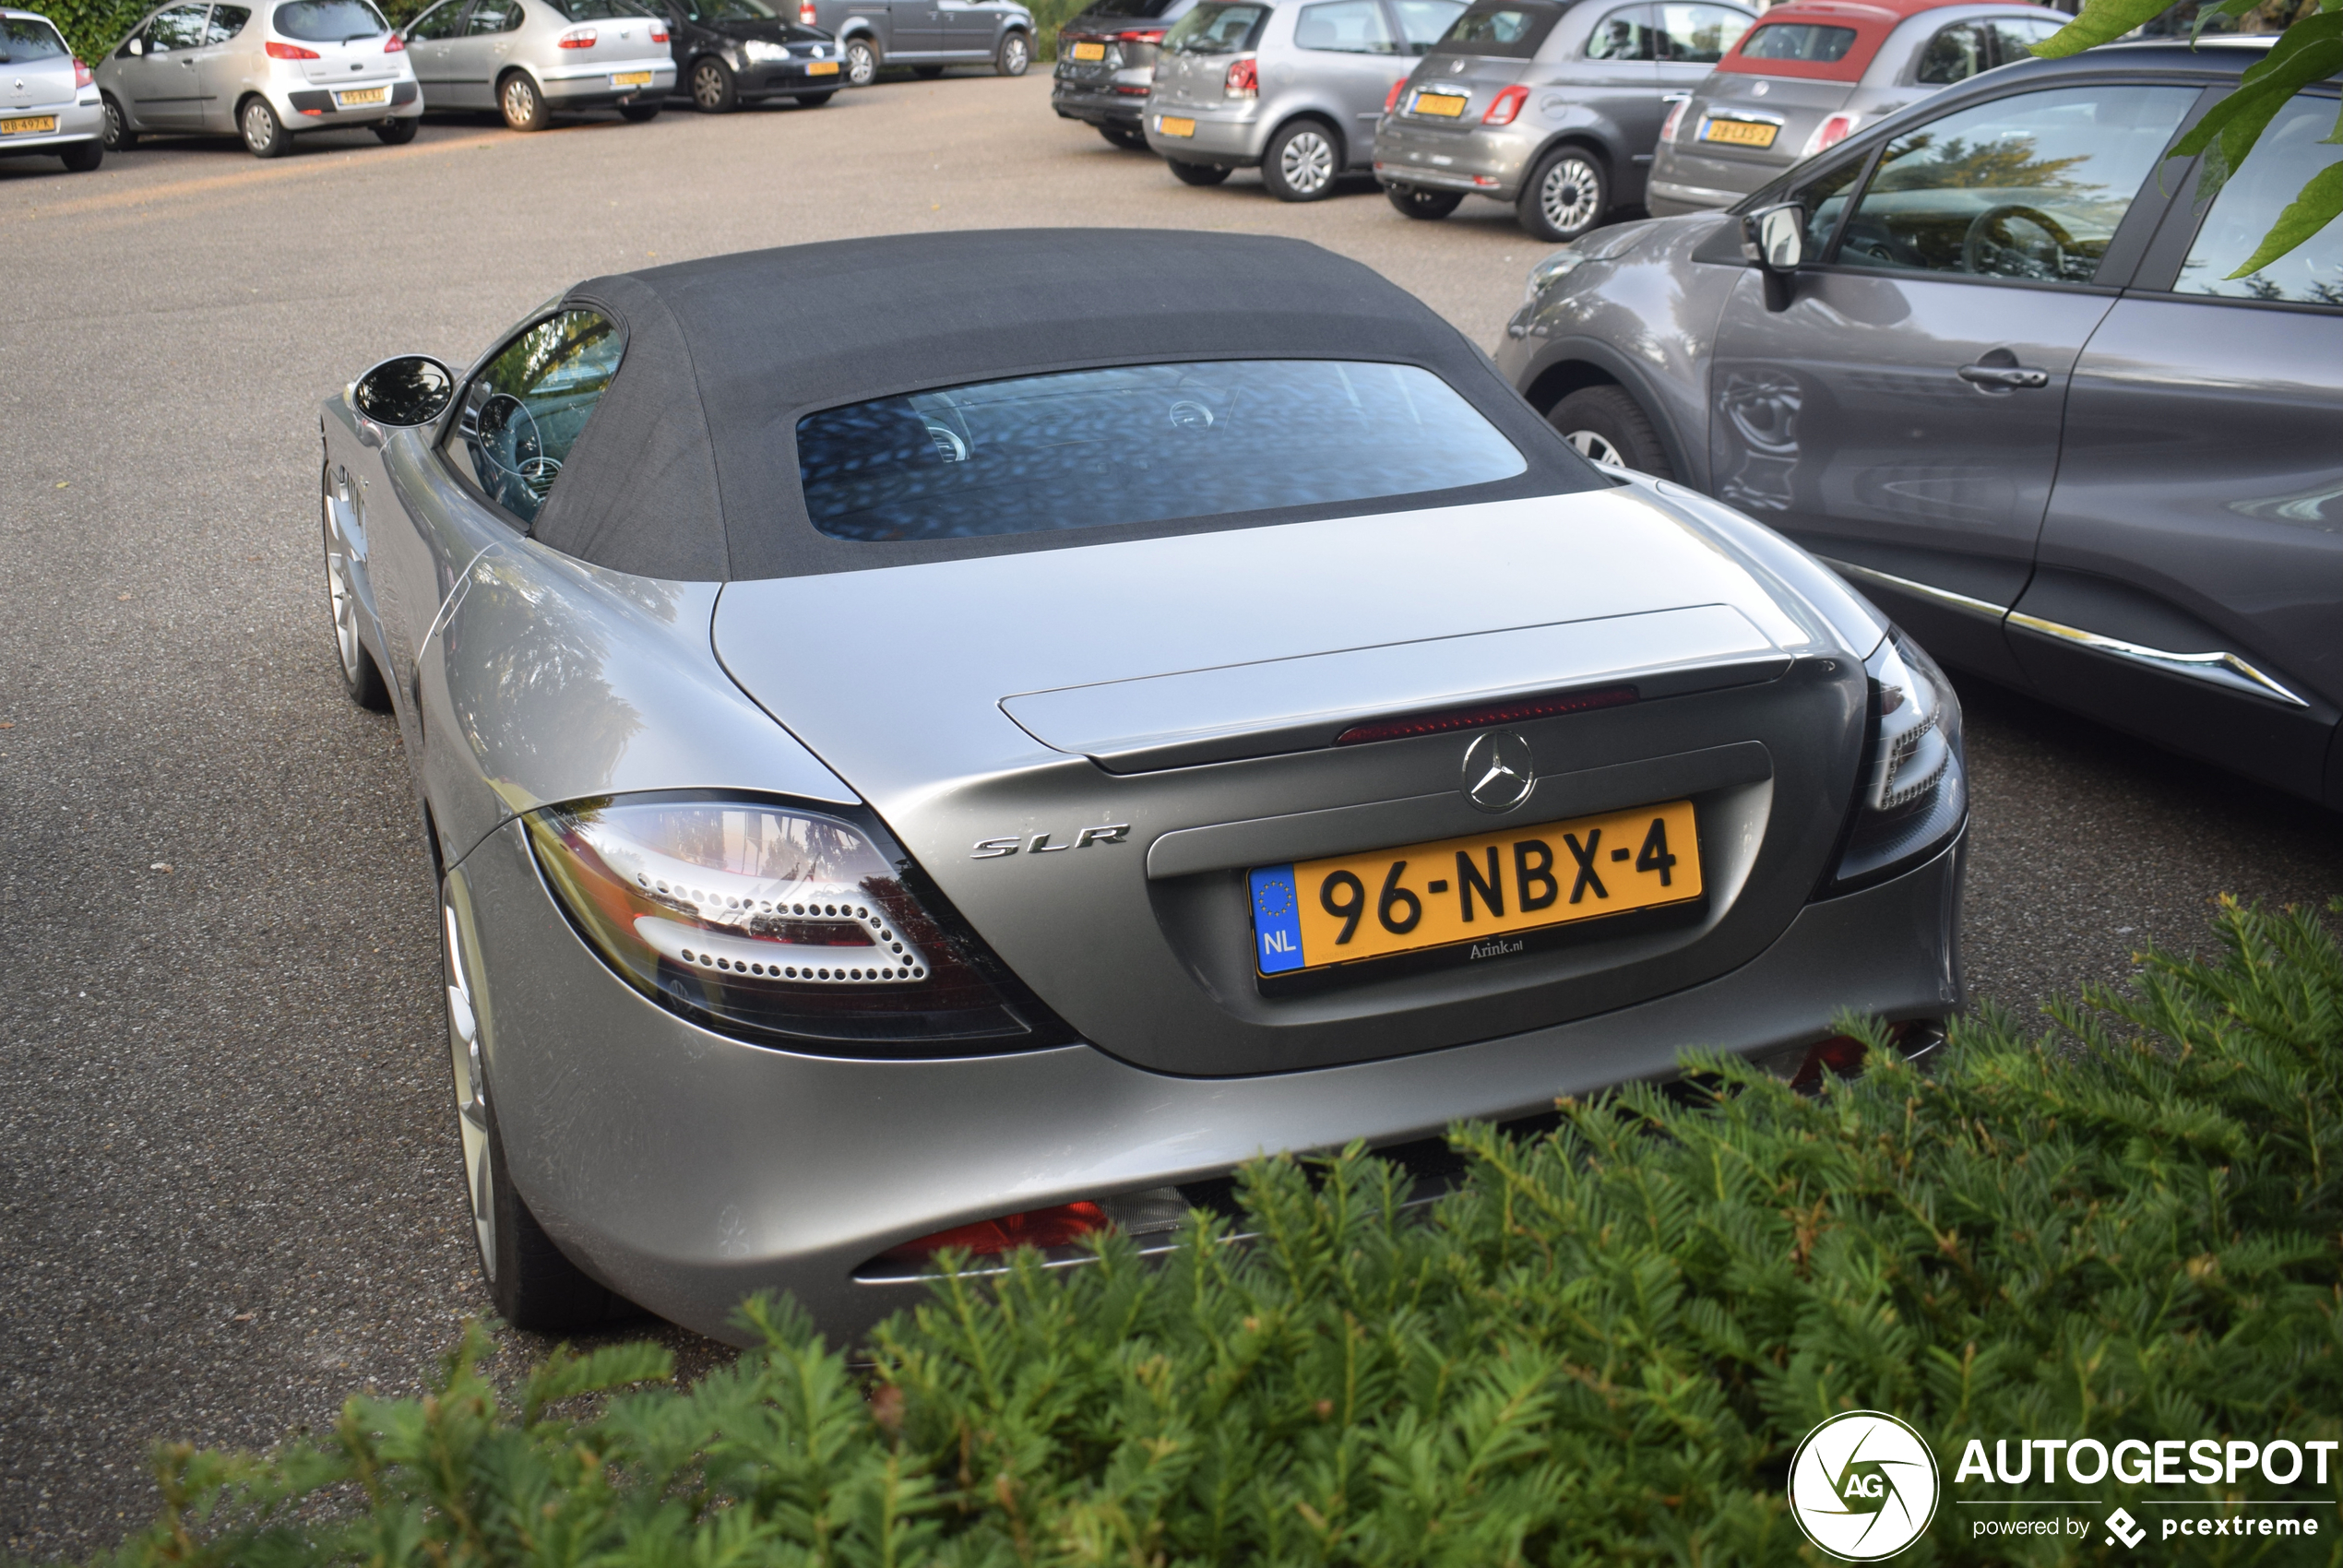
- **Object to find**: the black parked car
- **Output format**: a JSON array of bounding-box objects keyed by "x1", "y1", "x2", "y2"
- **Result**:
[
  {"x1": 1502, "y1": 37, "x2": 2343, "y2": 807},
  {"x1": 1051, "y1": 0, "x2": 1196, "y2": 148},
  {"x1": 660, "y1": 0, "x2": 843, "y2": 109}
]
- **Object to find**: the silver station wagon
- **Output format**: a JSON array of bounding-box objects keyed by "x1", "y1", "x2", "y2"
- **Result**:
[
  {"x1": 401, "y1": 0, "x2": 674, "y2": 129},
  {"x1": 1144, "y1": 0, "x2": 1464, "y2": 201},
  {"x1": 95, "y1": 0, "x2": 422, "y2": 156}
]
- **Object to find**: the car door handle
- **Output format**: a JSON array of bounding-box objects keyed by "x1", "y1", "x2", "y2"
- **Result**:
[{"x1": 1957, "y1": 362, "x2": 2050, "y2": 389}]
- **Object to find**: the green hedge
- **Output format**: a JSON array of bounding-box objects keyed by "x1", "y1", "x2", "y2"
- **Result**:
[
  {"x1": 101, "y1": 899, "x2": 2343, "y2": 1566},
  {"x1": 42, "y1": 0, "x2": 146, "y2": 63}
]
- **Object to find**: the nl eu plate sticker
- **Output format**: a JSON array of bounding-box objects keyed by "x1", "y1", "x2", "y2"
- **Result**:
[{"x1": 1250, "y1": 863, "x2": 1304, "y2": 974}]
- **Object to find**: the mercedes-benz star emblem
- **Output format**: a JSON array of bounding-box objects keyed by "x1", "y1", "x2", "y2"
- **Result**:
[{"x1": 1461, "y1": 731, "x2": 1536, "y2": 814}]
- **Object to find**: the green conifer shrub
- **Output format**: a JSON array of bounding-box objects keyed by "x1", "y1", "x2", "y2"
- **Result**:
[{"x1": 95, "y1": 899, "x2": 2343, "y2": 1566}]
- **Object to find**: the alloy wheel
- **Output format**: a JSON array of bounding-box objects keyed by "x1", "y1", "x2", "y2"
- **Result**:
[
  {"x1": 323, "y1": 501, "x2": 362, "y2": 683},
  {"x1": 1538, "y1": 155, "x2": 1601, "y2": 236},
  {"x1": 445, "y1": 904, "x2": 497, "y2": 1282},
  {"x1": 996, "y1": 31, "x2": 1028, "y2": 75},
  {"x1": 844, "y1": 38, "x2": 875, "y2": 85},
  {"x1": 1564, "y1": 428, "x2": 1624, "y2": 466},
  {"x1": 1279, "y1": 128, "x2": 1333, "y2": 196}
]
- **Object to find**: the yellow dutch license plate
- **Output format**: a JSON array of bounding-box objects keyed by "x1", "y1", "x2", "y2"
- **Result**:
[
  {"x1": 612, "y1": 70, "x2": 654, "y2": 86},
  {"x1": 336, "y1": 86, "x2": 389, "y2": 106},
  {"x1": 1701, "y1": 117, "x2": 1778, "y2": 148},
  {"x1": 1411, "y1": 91, "x2": 1466, "y2": 117},
  {"x1": 2, "y1": 114, "x2": 60, "y2": 134},
  {"x1": 1157, "y1": 114, "x2": 1195, "y2": 137},
  {"x1": 1070, "y1": 40, "x2": 1105, "y2": 59},
  {"x1": 1249, "y1": 799, "x2": 1700, "y2": 975},
  {"x1": 808, "y1": 57, "x2": 839, "y2": 73}
]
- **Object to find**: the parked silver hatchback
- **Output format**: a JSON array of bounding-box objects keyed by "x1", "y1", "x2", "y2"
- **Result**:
[
  {"x1": 402, "y1": 0, "x2": 673, "y2": 130},
  {"x1": 1374, "y1": 0, "x2": 1753, "y2": 241},
  {"x1": 97, "y1": 0, "x2": 422, "y2": 154},
  {"x1": 0, "y1": 9, "x2": 104, "y2": 171},
  {"x1": 1143, "y1": 0, "x2": 1464, "y2": 201}
]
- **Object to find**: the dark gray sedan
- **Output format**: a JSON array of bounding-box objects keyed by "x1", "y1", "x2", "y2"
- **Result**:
[{"x1": 1504, "y1": 38, "x2": 2342, "y2": 807}]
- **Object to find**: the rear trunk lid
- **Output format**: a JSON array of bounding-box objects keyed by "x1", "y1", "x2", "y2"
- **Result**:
[
  {"x1": 1687, "y1": 70, "x2": 1854, "y2": 169},
  {"x1": 711, "y1": 490, "x2": 1866, "y2": 1076},
  {"x1": 1391, "y1": 53, "x2": 1528, "y2": 130},
  {"x1": 3, "y1": 23, "x2": 82, "y2": 109},
  {"x1": 299, "y1": 35, "x2": 399, "y2": 83}
]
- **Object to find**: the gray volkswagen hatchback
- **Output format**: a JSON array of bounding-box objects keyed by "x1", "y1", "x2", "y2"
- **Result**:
[
  {"x1": 1374, "y1": 0, "x2": 1754, "y2": 240},
  {"x1": 1503, "y1": 38, "x2": 2343, "y2": 806}
]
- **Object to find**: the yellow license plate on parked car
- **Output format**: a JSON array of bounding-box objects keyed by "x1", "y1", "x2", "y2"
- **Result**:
[
  {"x1": 1248, "y1": 799, "x2": 1700, "y2": 975},
  {"x1": 808, "y1": 58, "x2": 838, "y2": 73},
  {"x1": 1157, "y1": 114, "x2": 1195, "y2": 137},
  {"x1": 1, "y1": 114, "x2": 59, "y2": 134},
  {"x1": 1411, "y1": 90, "x2": 1466, "y2": 117},
  {"x1": 1701, "y1": 117, "x2": 1778, "y2": 148},
  {"x1": 611, "y1": 70, "x2": 654, "y2": 86},
  {"x1": 336, "y1": 86, "x2": 388, "y2": 106},
  {"x1": 1070, "y1": 40, "x2": 1104, "y2": 58}
]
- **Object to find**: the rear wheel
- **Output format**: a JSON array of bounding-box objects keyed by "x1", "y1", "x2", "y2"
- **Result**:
[
  {"x1": 618, "y1": 100, "x2": 660, "y2": 120},
  {"x1": 1547, "y1": 385, "x2": 1672, "y2": 478},
  {"x1": 240, "y1": 95, "x2": 290, "y2": 157},
  {"x1": 322, "y1": 486, "x2": 390, "y2": 710},
  {"x1": 994, "y1": 29, "x2": 1028, "y2": 75},
  {"x1": 1262, "y1": 116, "x2": 1338, "y2": 201},
  {"x1": 1518, "y1": 145, "x2": 1607, "y2": 242},
  {"x1": 1167, "y1": 158, "x2": 1229, "y2": 186},
  {"x1": 59, "y1": 139, "x2": 102, "y2": 171},
  {"x1": 101, "y1": 93, "x2": 135, "y2": 150},
  {"x1": 374, "y1": 115, "x2": 418, "y2": 143},
  {"x1": 1099, "y1": 122, "x2": 1147, "y2": 150},
  {"x1": 794, "y1": 89, "x2": 834, "y2": 105},
  {"x1": 499, "y1": 70, "x2": 548, "y2": 131},
  {"x1": 1386, "y1": 183, "x2": 1460, "y2": 220},
  {"x1": 842, "y1": 35, "x2": 877, "y2": 85}
]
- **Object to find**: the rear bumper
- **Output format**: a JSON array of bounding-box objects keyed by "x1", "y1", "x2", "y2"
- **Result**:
[
  {"x1": 1372, "y1": 120, "x2": 1536, "y2": 201},
  {"x1": 1142, "y1": 101, "x2": 1262, "y2": 163},
  {"x1": 541, "y1": 62, "x2": 677, "y2": 102},
  {"x1": 0, "y1": 97, "x2": 103, "y2": 152},
  {"x1": 451, "y1": 811, "x2": 1964, "y2": 1348},
  {"x1": 1647, "y1": 147, "x2": 1772, "y2": 213},
  {"x1": 285, "y1": 80, "x2": 421, "y2": 119},
  {"x1": 1052, "y1": 77, "x2": 1148, "y2": 125}
]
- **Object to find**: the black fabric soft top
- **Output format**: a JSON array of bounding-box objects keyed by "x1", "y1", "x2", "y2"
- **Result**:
[{"x1": 529, "y1": 229, "x2": 1603, "y2": 582}]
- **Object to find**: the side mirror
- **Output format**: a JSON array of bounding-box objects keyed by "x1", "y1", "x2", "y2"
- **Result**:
[
  {"x1": 127, "y1": 35, "x2": 143, "y2": 53},
  {"x1": 1741, "y1": 201, "x2": 1805, "y2": 311},
  {"x1": 348, "y1": 354, "x2": 456, "y2": 432}
]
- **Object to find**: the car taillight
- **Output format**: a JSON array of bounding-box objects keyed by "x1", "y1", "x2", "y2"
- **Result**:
[
  {"x1": 1826, "y1": 631, "x2": 1965, "y2": 890},
  {"x1": 1802, "y1": 111, "x2": 1859, "y2": 156},
  {"x1": 870, "y1": 1187, "x2": 1191, "y2": 1271},
  {"x1": 800, "y1": 0, "x2": 816, "y2": 20},
  {"x1": 527, "y1": 793, "x2": 1067, "y2": 1056},
  {"x1": 1223, "y1": 54, "x2": 1255, "y2": 97},
  {"x1": 265, "y1": 40, "x2": 320, "y2": 58},
  {"x1": 1481, "y1": 83, "x2": 1528, "y2": 125},
  {"x1": 1659, "y1": 95, "x2": 1689, "y2": 145},
  {"x1": 73, "y1": 56, "x2": 94, "y2": 87},
  {"x1": 1383, "y1": 77, "x2": 1406, "y2": 113},
  {"x1": 649, "y1": 22, "x2": 667, "y2": 41},
  {"x1": 557, "y1": 25, "x2": 596, "y2": 46},
  {"x1": 383, "y1": 30, "x2": 404, "y2": 50},
  {"x1": 1117, "y1": 27, "x2": 1163, "y2": 41}
]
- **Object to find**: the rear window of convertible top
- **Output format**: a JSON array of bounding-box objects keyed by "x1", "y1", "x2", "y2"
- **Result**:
[
  {"x1": 795, "y1": 360, "x2": 1528, "y2": 544},
  {"x1": 1737, "y1": 20, "x2": 1857, "y2": 60}
]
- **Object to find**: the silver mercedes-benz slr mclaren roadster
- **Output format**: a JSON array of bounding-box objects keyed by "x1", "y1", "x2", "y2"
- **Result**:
[{"x1": 319, "y1": 229, "x2": 1966, "y2": 1342}]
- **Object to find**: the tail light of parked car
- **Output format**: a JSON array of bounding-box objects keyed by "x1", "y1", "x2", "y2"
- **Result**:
[
  {"x1": 649, "y1": 22, "x2": 668, "y2": 41},
  {"x1": 265, "y1": 40, "x2": 319, "y2": 57},
  {"x1": 1802, "y1": 112, "x2": 1859, "y2": 157},
  {"x1": 382, "y1": 31, "x2": 403, "y2": 49},
  {"x1": 800, "y1": 1, "x2": 815, "y2": 20},
  {"x1": 1117, "y1": 27, "x2": 1164, "y2": 42},
  {"x1": 1481, "y1": 84, "x2": 1528, "y2": 125},
  {"x1": 1659, "y1": 94, "x2": 1689, "y2": 145},
  {"x1": 528, "y1": 793, "x2": 1072, "y2": 1056},
  {"x1": 74, "y1": 56, "x2": 93, "y2": 86},
  {"x1": 1224, "y1": 54, "x2": 1256, "y2": 98},
  {"x1": 1827, "y1": 632, "x2": 1966, "y2": 890},
  {"x1": 1384, "y1": 77, "x2": 1406, "y2": 112},
  {"x1": 557, "y1": 25, "x2": 597, "y2": 46}
]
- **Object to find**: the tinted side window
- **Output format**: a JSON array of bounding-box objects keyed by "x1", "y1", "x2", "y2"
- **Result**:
[
  {"x1": 406, "y1": 0, "x2": 469, "y2": 35},
  {"x1": 2176, "y1": 91, "x2": 2343, "y2": 305},
  {"x1": 1987, "y1": 16, "x2": 2061, "y2": 62},
  {"x1": 1585, "y1": 4, "x2": 1652, "y2": 59},
  {"x1": 1294, "y1": 0, "x2": 1397, "y2": 51},
  {"x1": 147, "y1": 6, "x2": 212, "y2": 50},
  {"x1": 1914, "y1": 21, "x2": 1985, "y2": 84},
  {"x1": 1833, "y1": 85, "x2": 2194, "y2": 282},
  {"x1": 1653, "y1": 2, "x2": 1744, "y2": 61},
  {"x1": 464, "y1": 0, "x2": 524, "y2": 31},
  {"x1": 1161, "y1": 2, "x2": 1267, "y2": 52},
  {"x1": 1391, "y1": 0, "x2": 1462, "y2": 48},
  {"x1": 447, "y1": 310, "x2": 625, "y2": 527},
  {"x1": 205, "y1": 5, "x2": 253, "y2": 41},
  {"x1": 1433, "y1": 0, "x2": 1564, "y2": 56}
]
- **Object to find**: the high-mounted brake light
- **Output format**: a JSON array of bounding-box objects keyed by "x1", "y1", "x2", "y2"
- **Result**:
[
  {"x1": 383, "y1": 30, "x2": 403, "y2": 49},
  {"x1": 1118, "y1": 26, "x2": 1163, "y2": 41},
  {"x1": 1223, "y1": 54, "x2": 1256, "y2": 97},
  {"x1": 557, "y1": 24, "x2": 596, "y2": 46},
  {"x1": 1802, "y1": 111, "x2": 1858, "y2": 156},
  {"x1": 266, "y1": 39, "x2": 320, "y2": 57},
  {"x1": 73, "y1": 55, "x2": 94, "y2": 86},
  {"x1": 1481, "y1": 83, "x2": 1528, "y2": 125},
  {"x1": 1383, "y1": 77, "x2": 1406, "y2": 113},
  {"x1": 1336, "y1": 685, "x2": 1638, "y2": 746},
  {"x1": 1658, "y1": 94, "x2": 1689, "y2": 145}
]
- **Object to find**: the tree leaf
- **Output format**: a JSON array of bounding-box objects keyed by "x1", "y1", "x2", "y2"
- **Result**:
[
  {"x1": 2031, "y1": 0, "x2": 2180, "y2": 56},
  {"x1": 2193, "y1": 0, "x2": 2265, "y2": 45},
  {"x1": 2228, "y1": 154, "x2": 2343, "y2": 275}
]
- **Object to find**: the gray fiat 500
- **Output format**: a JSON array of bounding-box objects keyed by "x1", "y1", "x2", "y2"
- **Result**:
[
  {"x1": 1144, "y1": 0, "x2": 1464, "y2": 200},
  {"x1": 1376, "y1": 0, "x2": 1753, "y2": 240},
  {"x1": 1505, "y1": 39, "x2": 2342, "y2": 808},
  {"x1": 0, "y1": 8, "x2": 104, "y2": 172},
  {"x1": 321, "y1": 229, "x2": 1962, "y2": 1341},
  {"x1": 1646, "y1": 0, "x2": 2065, "y2": 216},
  {"x1": 400, "y1": 0, "x2": 673, "y2": 130},
  {"x1": 95, "y1": 0, "x2": 421, "y2": 156}
]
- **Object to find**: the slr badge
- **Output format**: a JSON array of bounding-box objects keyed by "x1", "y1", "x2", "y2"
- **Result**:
[{"x1": 1462, "y1": 731, "x2": 1535, "y2": 814}]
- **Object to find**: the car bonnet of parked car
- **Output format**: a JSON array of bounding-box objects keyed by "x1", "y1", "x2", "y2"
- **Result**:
[
  {"x1": 1712, "y1": 0, "x2": 1973, "y2": 81},
  {"x1": 530, "y1": 229, "x2": 1601, "y2": 581}
]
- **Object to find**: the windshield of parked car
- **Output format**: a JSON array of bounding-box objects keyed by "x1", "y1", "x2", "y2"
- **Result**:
[
  {"x1": 1737, "y1": 20, "x2": 1854, "y2": 60},
  {"x1": 554, "y1": 0, "x2": 659, "y2": 18},
  {"x1": 797, "y1": 361, "x2": 1528, "y2": 543},
  {"x1": 1431, "y1": 0, "x2": 1563, "y2": 58},
  {"x1": 0, "y1": 16, "x2": 71, "y2": 56},
  {"x1": 273, "y1": 0, "x2": 387, "y2": 38},
  {"x1": 1162, "y1": 2, "x2": 1267, "y2": 52},
  {"x1": 687, "y1": 0, "x2": 779, "y2": 18}
]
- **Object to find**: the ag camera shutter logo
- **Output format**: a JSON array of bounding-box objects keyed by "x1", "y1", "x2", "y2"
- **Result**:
[{"x1": 1788, "y1": 1411, "x2": 1941, "y2": 1561}]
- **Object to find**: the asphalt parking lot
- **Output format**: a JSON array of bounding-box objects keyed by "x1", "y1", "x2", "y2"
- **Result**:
[{"x1": 3, "y1": 73, "x2": 2339, "y2": 1560}]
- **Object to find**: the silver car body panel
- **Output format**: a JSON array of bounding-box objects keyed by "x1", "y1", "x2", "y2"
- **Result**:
[
  {"x1": 0, "y1": 9, "x2": 103, "y2": 153},
  {"x1": 94, "y1": 0, "x2": 422, "y2": 138},
  {"x1": 1143, "y1": 0, "x2": 1416, "y2": 168},
  {"x1": 399, "y1": 0, "x2": 672, "y2": 111}
]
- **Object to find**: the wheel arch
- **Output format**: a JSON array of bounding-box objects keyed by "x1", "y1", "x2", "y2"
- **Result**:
[
  {"x1": 1267, "y1": 105, "x2": 1346, "y2": 169},
  {"x1": 1517, "y1": 339, "x2": 1698, "y2": 490}
]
